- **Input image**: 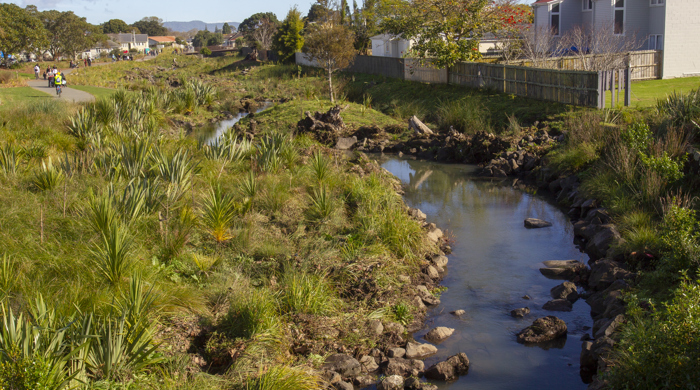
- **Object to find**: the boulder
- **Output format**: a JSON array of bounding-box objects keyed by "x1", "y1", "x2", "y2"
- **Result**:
[
  {"x1": 412, "y1": 295, "x2": 427, "y2": 311},
  {"x1": 543, "y1": 299, "x2": 573, "y2": 312},
  {"x1": 383, "y1": 357, "x2": 425, "y2": 377},
  {"x1": 425, "y1": 327, "x2": 455, "y2": 342},
  {"x1": 550, "y1": 281, "x2": 579, "y2": 302},
  {"x1": 409, "y1": 116, "x2": 434, "y2": 136},
  {"x1": 586, "y1": 225, "x2": 622, "y2": 260},
  {"x1": 334, "y1": 381, "x2": 353, "y2": 390},
  {"x1": 322, "y1": 370, "x2": 342, "y2": 384},
  {"x1": 359, "y1": 355, "x2": 379, "y2": 373},
  {"x1": 510, "y1": 307, "x2": 530, "y2": 318},
  {"x1": 425, "y1": 265, "x2": 440, "y2": 280},
  {"x1": 353, "y1": 375, "x2": 375, "y2": 387},
  {"x1": 588, "y1": 259, "x2": 627, "y2": 291},
  {"x1": 384, "y1": 322, "x2": 406, "y2": 334},
  {"x1": 322, "y1": 354, "x2": 361, "y2": 377},
  {"x1": 432, "y1": 255, "x2": 449, "y2": 269},
  {"x1": 387, "y1": 347, "x2": 406, "y2": 358},
  {"x1": 408, "y1": 208, "x2": 427, "y2": 221},
  {"x1": 415, "y1": 285, "x2": 440, "y2": 306},
  {"x1": 368, "y1": 319, "x2": 384, "y2": 336},
  {"x1": 450, "y1": 309, "x2": 466, "y2": 316},
  {"x1": 427, "y1": 227, "x2": 444, "y2": 243},
  {"x1": 539, "y1": 260, "x2": 586, "y2": 280},
  {"x1": 593, "y1": 314, "x2": 625, "y2": 339},
  {"x1": 378, "y1": 375, "x2": 404, "y2": 390},
  {"x1": 524, "y1": 218, "x2": 553, "y2": 228},
  {"x1": 405, "y1": 342, "x2": 438, "y2": 359},
  {"x1": 516, "y1": 316, "x2": 568, "y2": 344},
  {"x1": 404, "y1": 377, "x2": 431, "y2": 390},
  {"x1": 335, "y1": 136, "x2": 358, "y2": 150},
  {"x1": 424, "y1": 353, "x2": 470, "y2": 381}
]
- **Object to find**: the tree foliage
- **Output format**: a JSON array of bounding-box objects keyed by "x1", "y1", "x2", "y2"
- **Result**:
[
  {"x1": 380, "y1": 0, "x2": 528, "y2": 68},
  {"x1": 0, "y1": 4, "x2": 47, "y2": 65},
  {"x1": 238, "y1": 12, "x2": 279, "y2": 33},
  {"x1": 40, "y1": 10, "x2": 102, "y2": 60},
  {"x1": 303, "y1": 21, "x2": 355, "y2": 102},
  {"x1": 132, "y1": 17, "x2": 167, "y2": 36},
  {"x1": 192, "y1": 30, "x2": 223, "y2": 48},
  {"x1": 222, "y1": 22, "x2": 233, "y2": 34},
  {"x1": 101, "y1": 19, "x2": 131, "y2": 34},
  {"x1": 272, "y1": 7, "x2": 305, "y2": 63}
]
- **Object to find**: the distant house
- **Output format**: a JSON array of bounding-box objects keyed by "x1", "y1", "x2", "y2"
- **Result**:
[
  {"x1": 107, "y1": 33, "x2": 149, "y2": 53},
  {"x1": 532, "y1": 0, "x2": 700, "y2": 78},
  {"x1": 148, "y1": 36, "x2": 177, "y2": 47},
  {"x1": 82, "y1": 40, "x2": 120, "y2": 59},
  {"x1": 370, "y1": 33, "x2": 510, "y2": 58},
  {"x1": 224, "y1": 32, "x2": 245, "y2": 48}
]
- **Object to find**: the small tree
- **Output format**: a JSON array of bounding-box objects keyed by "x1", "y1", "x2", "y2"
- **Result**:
[
  {"x1": 200, "y1": 47, "x2": 212, "y2": 56},
  {"x1": 252, "y1": 18, "x2": 278, "y2": 50},
  {"x1": 560, "y1": 22, "x2": 641, "y2": 71},
  {"x1": 222, "y1": 22, "x2": 232, "y2": 34},
  {"x1": 303, "y1": 21, "x2": 356, "y2": 103},
  {"x1": 272, "y1": 7, "x2": 305, "y2": 63},
  {"x1": 520, "y1": 25, "x2": 564, "y2": 69}
]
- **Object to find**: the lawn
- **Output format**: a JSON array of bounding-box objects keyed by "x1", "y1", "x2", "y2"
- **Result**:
[
  {"x1": 0, "y1": 86, "x2": 52, "y2": 110},
  {"x1": 605, "y1": 76, "x2": 700, "y2": 108},
  {"x1": 68, "y1": 84, "x2": 117, "y2": 100}
]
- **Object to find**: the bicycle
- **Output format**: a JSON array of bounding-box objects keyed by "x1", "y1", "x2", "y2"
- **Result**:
[{"x1": 56, "y1": 83, "x2": 62, "y2": 97}]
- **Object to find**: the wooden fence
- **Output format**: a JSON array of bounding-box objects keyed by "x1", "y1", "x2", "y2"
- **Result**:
[
  {"x1": 504, "y1": 50, "x2": 662, "y2": 81},
  {"x1": 295, "y1": 53, "x2": 627, "y2": 108}
]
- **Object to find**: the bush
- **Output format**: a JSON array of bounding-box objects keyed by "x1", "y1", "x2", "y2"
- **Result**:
[
  {"x1": 222, "y1": 287, "x2": 281, "y2": 339},
  {"x1": 434, "y1": 97, "x2": 491, "y2": 134},
  {"x1": 279, "y1": 268, "x2": 337, "y2": 315},
  {"x1": 200, "y1": 47, "x2": 212, "y2": 56}
]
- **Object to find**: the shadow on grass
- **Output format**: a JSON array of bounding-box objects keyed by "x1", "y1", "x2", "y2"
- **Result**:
[{"x1": 209, "y1": 59, "x2": 265, "y2": 75}]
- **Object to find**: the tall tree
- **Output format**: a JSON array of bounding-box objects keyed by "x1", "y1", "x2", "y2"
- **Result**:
[
  {"x1": 303, "y1": 21, "x2": 356, "y2": 102},
  {"x1": 101, "y1": 19, "x2": 131, "y2": 34},
  {"x1": 222, "y1": 22, "x2": 232, "y2": 34},
  {"x1": 272, "y1": 7, "x2": 305, "y2": 63},
  {"x1": 0, "y1": 4, "x2": 47, "y2": 65},
  {"x1": 132, "y1": 17, "x2": 168, "y2": 36},
  {"x1": 40, "y1": 10, "x2": 102, "y2": 60},
  {"x1": 238, "y1": 12, "x2": 279, "y2": 34},
  {"x1": 192, "y1": 30, "x2": 223, "y2": 48},
  {"x1": 380, "y1": 0, "x2": 521, "y2": 68}
]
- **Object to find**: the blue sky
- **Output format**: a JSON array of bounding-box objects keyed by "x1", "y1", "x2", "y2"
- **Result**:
[{"x1": 12, "y1": 0, "x2": 320, "y2": 25}]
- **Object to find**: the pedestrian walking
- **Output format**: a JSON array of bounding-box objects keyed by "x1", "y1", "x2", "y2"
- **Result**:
[{"x1": 34, "y1": 64, "x2": 40, "y2": 80}]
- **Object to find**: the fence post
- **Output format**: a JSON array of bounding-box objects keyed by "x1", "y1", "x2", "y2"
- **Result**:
[
  {"x1": 610, "y1": 71, "x2": 616, "y2": 109},
  {"x1": 597, "y1": 71, "x2": 605, "y2": 109},
  {"x1": 625, "y1": 67, "x2": 632, "y2": 107}
]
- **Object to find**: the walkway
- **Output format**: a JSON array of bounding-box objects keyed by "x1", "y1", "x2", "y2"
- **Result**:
[{"x1": 27, "y1": 78, "x2": 95, "y2": 103}]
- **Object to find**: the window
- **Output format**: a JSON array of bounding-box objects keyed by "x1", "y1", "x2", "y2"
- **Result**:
[
  {"x1": 550, "y1": 3, "x2": 561, "y2": 36},
  {"x1": 614, "y1": 0, "x2": 625, "y2": 35},
  {"x1": 583, "y1": 0, "x2": 593, "y2": 11},
  {"x1": 650, "y1": 0, "x2": 665, "y2": 5},
  {"x1": 648, "y1": 34, "x2": 664, "y2": 50}
]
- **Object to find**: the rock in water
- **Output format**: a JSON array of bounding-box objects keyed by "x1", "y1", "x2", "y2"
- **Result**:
[
  {"x1": 405, "y1": 342, "x2": 438, "y2": 359},
  {"x1": 543, "y1": 299, "x2": 573, "y2": 312},
  {"x1": 409, "y1": 115, "x2": 434, "y2": 135},
  {"x1": 450, "y1": 309, "x2": 466, "y2": 316},
  {"x1": 378, "y1": 375, "x2": 404, "y2": 390},
  {"x1": 425, "y1": 327, "x2": 455, "y2": 342},
  {"x1": 524, "y1": 218, "x2": 553, "y2": 228},
  {"x1": 550, "y1": 281, "x2": 579, "y2": 302},
  {"x1": 424, "y1": 353, "x2": 470, "y2": 381},
  {"x1": 510, "y1": 307, "x2": 530, "y2": 318},
  {"x1": 516, "y1": 316, "x2": 567, "y2": 343}
]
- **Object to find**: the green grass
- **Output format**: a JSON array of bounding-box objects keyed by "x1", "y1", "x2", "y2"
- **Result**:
[
  {"x1": 0, "y1": 87, "x2": 52, "y2": 108},
  {"x1": 68, "y1": 85, "x2": 116, "y2": 100},
  {"x1": 605, "y1": 76, "x2": 700, "y2": 108}
]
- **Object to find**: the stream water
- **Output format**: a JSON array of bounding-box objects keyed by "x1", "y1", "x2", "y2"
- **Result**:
[
  {"x1": 377, "y1": 155, "x2": 589, "y2": 390},
  {"x1": 199, "y1": 102, "x2": 274, "y2": 145}
]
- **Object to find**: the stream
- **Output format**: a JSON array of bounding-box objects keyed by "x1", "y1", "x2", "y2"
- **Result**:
[
  {"x1": 377, "y1": 155, "x2": 589, "y2": 390},
  {"x1": 198, "y1": 102, "x2": 274, "y2": 145}
]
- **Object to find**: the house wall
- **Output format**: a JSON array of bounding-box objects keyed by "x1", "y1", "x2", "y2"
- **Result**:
[
  {"x1": 593, "y1": 0, "x2": 612, "y2": 30},
  {"x1": 582, "y1": 1, "x2": 594, "y2": 27},
  {"x1": 371, "y1": 37, "x2": 410, "y2": 58},
  {"x1": 561, "y1": 0, "x2": 583, "y2": 34},
  {"x1": 625, "y1": 0, "x2": 650, "y2": 39},
  {"x1": 534, "y1": 4, "x2": 549, "y2": 30},
  {"x1": 662, "y1": 0, "x2": 700, "y2": 78}
]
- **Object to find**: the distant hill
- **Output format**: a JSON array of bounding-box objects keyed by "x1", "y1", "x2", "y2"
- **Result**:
[{"x1": 163, "y1": 21, "x2": 240, "y2": 32}]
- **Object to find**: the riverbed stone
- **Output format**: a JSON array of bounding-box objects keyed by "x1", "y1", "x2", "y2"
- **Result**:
[
  {"x1": 516, "y1": 316, "x2": 568, "y2": 343},
  {"x1": 333, "y1": 381, "x2": 353, "y2": 390},
  {"x1": 378, "y1": 375, "x2": 404, "y2": 390},
  {"x1": 416, "y1": 285, "x2": 440, "y2": 306},
  {"x1": 323, "y1": 354, "x2": 362, "y2": 377},
  {"x1": 524, "y1": 218, "x2": 553, "y2": 228},
  {"x1": 510, "y1": 307, "x2": 530, "y2": 318},
  {"x1": 550, "y1": 281, "x2": 579, "y2": 302},
  {"x1": 424, "y1": 353, "x2": 470, "y2": 381},
  {"x1": 387, "y1": 347, "x2": 406, "y2": 358},
  {"x1": 368, "y1": 319, "x2": 384, "y2": 336},
  {"x1": 384, "y1": 322, "x2": 405, "y2": 334},
  {"x1": 425, "y1": 265, "x2": 440, "y2": 280},
  {"x1": 383, "y1": 357, "x2": 425, "y2": 377},
  {"x1": 427, "y1": 227, "x2": 444, "y2": 243},
  {"x1": 405, "y1": 342, "x2": 438, "y2": 359},
  {"x1": 593, "y1": 314, "x2": 625, "y2": 339},
  {"x1": 432, "y1": 254, "x2": 449, "y2": 269},
  {"x1": 451, "y1": 309, "x2": 466, "y2": 316},
  {"x1": 353, "y1": 375, "x2": 376, "y2": 387},
  {"x1": 359, "y1": 355, "x2": 379, "y2": 373},
  {"x1": 543, "y1": 299, "x2": 573, "y2": 312},
  {"x1": 425, "y1": 327, "x2": 455, "y2": 342},
  {"x1": 586, "y1": 225, "x2": 622, "y2": 260},
  {"x1": 412, "y1": 295, "x2": 427, "y2": 311},
  {"x1": 408, "y1": 207, "x2": 427, "y2": 221},
  {"x1": 588, "y1": 259, "x2": 628, "y2": 291},
  {"x1": 539, "y1": 260, "x2": 586, "y2": 280}
]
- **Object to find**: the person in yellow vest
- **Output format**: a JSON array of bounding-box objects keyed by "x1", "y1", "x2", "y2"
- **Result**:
[{"x1": 54, "y1": 72, "x2": 63, "y2": 95}]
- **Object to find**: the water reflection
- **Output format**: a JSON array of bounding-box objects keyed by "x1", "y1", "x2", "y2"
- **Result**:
[
  {"x1": 377, "y1": 156, "x2": 589, "y2": 390},
  {"x1": 197, "y1": 102, "x2": 274, "y2": 145}
]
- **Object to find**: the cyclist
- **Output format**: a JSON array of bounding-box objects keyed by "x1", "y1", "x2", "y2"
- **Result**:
[{"x1": 54, "y1": 71, "x2": 63, "y2": 96}]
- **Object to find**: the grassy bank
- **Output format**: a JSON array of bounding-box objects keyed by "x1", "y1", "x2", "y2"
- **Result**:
[{"x1": 0, "y1": 56, "x2": 437, "y2": 390}]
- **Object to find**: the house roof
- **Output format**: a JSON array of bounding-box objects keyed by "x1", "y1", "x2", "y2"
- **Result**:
[
  {"x1": 533, "y1": 0, "x2": 560, "y2": 5},
  {"x1": 108, "y1": 33, "x2": 149, "y2": 44},
  {"x1": 148, "y1": 36, "x2": 176, "y2": 43}
]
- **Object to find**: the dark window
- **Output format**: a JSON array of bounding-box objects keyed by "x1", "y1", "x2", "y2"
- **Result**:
[
  {"x1": 614, "y1": 10, "x2": 624, "y2": 34},
  {"x1": 552, "y1": 3, "x2": 560, "y2": 12},
  {"x1": 615, "y1": 0, "x2": 624, "y2": 7},
  {"x1": 551, "y1": 14, "x2": 560, "y2": 35}
]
